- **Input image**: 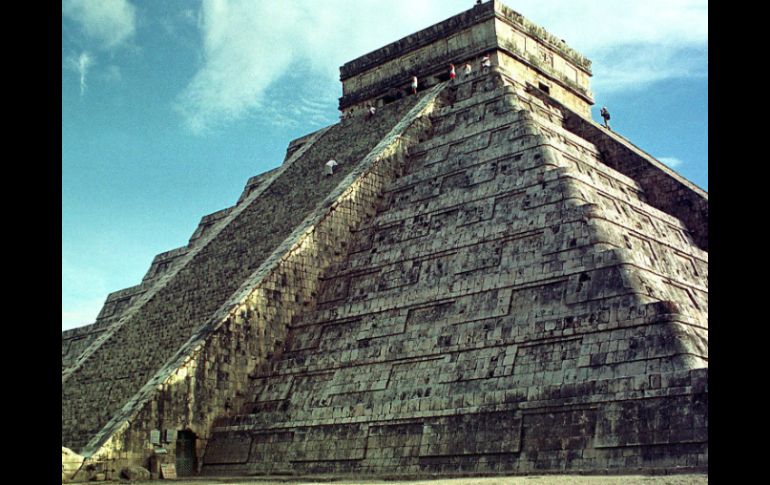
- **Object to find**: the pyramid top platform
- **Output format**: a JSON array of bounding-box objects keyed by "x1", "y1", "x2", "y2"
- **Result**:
[{"x1": 339, "y1": 0, "x2": 593, "y2": 116}]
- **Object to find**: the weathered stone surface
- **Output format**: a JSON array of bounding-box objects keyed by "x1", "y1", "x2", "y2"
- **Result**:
[
  {"x1": 339, "y1": 0, "x2": 592, "y2": 118},
  {"x1": 200, "y1": 70, "x2": 706, "y2": 476},
  {"x1": 121, "y1": 466, "x2": 151, "y2": 481},
  {"x1": 62, "y1": 0, "x2": 706, "y2": 478},
  {"x1": 62, "y1": 79, "x2": 446, "y2": 475},
  {"x1": 62, "y1": 446, "x2": 84, "y2": 482},
  {"x1": 61, "y1": 86, "x2": 434, "y2": 453}
]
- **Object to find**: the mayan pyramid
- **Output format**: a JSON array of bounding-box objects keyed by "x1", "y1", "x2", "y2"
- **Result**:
[{"x1": 62, "y1": 1, "x2": 708, "y2": 478}]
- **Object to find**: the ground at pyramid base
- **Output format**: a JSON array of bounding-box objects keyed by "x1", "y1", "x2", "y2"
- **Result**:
[
  {"x1": 65, "y1": 474, "x2": 708, "y2": 485},
  {"x1": 62, "y1": 0, "x2": 707, "y2": 480}
]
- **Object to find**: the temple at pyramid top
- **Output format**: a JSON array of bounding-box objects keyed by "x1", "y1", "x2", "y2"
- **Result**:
[{"x1": 339, "y1": 0, "x2": 593, "y2": 116}]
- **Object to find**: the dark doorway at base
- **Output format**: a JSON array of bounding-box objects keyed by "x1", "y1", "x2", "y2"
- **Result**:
[{"x1": 175, "y1": 430, "x2": 197, "y2": 476}]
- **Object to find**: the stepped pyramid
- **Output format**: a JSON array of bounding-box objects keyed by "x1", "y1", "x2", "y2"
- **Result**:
[{"x1": 62, "y1": 1, "x2": 708, "y2": 478}]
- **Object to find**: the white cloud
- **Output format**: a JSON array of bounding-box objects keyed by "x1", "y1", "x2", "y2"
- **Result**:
[
  {"x1": 62, "y1": 0, "x2": 137, "y2": 50},
  {"x1": 511, "y1": 0, "x2": 707, "y2": 50},
  {"x1": 63, "y1": 0, "x2": 137, "y2": 95},
  {"x1": 175, "y1": 0, "x2": 472, "y2": 133},
  {"x1": 657, "y1": 156, "x2": 684, "y2": 168},
  {"x1": 77, "y1": 52, "x2": 93, "y2": 95},
  {"x1": 176, "y1": 0, "x2": 707, "y2": 132},
  {"x1": 64, "y1": 51, "x2": 95, "y2": 95},
  {"x1": 488, "y1": 0, "x2": 707, "y2": 94}
]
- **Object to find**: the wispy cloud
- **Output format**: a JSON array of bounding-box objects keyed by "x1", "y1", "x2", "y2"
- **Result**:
[
  {"x1": 175, "y1": 0, "x2": 707, "y2": 132},
  {"x1": 505, "y1": 0, "x2": 707, "y2": 94},
  {"x1": 76, "y1": 52, "x2": 93, "y2": 95},
  {"x1": 64, "y1": 51, "x2": 95, "y2": 96},
  {"x1": 514, "y1": 0, "x2": 707, "y2": 49},
  {"x1": 175, "y1": 0, "x2": 470, "y2": 133},
  {"x1": 62, "y1": 0, "x2": 137, "y2": 49},
  {"x1": 253, "y1": 94, "x2": 339, "y2": 130},
  {"x1": 62, "y1": 0, "x2": 137, "y2": 96}
]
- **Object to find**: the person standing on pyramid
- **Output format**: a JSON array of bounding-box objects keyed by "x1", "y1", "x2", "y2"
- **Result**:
[
  {"x1": 464, "y1": 62, "x2": 472, "y2": 76},
  {"x1": 324, "y1": 159, "x2": 338, "y2": 176},
  {"x1": 411, "y1": 75, "x2": 418, "y2": 94},
  {"x1": 449, "y1": 64, "x2": 456, "y2": 80},
  {"x1": 600, "y1": 106, "x2": 611, "y2": 130}
]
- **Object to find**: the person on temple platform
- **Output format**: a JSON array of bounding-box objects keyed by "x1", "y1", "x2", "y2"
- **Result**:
[{"x1": 600, "y1": 106, "x2": 612, "y2": 130}]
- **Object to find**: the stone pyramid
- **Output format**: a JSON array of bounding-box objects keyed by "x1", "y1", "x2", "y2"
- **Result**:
[{"x1": 62, "y1": 1, "x2": 707, "y2": 478}]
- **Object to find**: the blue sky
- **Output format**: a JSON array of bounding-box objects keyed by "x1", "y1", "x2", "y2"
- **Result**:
[{"x1": 62, "y1": 0, "x2": 708, "y2": 331}]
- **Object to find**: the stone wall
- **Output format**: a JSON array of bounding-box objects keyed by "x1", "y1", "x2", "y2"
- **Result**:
[
  {"x1": 339, "y1": 0, "x2": 592, "y2": 116},
  {"x1": 339, "y1": 19, "x2": 497, "y2": 113},
  {"x1": 62, "y1": 85, "x2": 442, "y2": 453},
  {"x1": 64, "y1": 161, "x2": 286, "y2": 374},
  {"x1": 562, "y1": 112, "x2": 708, "y2": 251},
  {"x1": 340, "y1": 4, "x2": 497, "y2": 81},
  {"x1": 495, "y1": 48, "x2": 591, "y2": 117},
  {"x1": 67, "y1": 85, "x2": 447, "y2": 472},
  {"x1": 201, "y1": 71, "x2": 706, "y2": 476},
  {"x1": 63, "y1": 281, "x2": 154, "y2": 372},
  {"x1": 62, "y1": 324, "x2": 107, "y2": 371}
]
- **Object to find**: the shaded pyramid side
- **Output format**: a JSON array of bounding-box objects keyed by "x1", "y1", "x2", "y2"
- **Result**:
[
  {"x1": 62, "y1": 167, "x2": 282, "y2": 373},
  {"x1": 61, "y1": 89, "x2": 434, "y2": 453},
  {"x1": 201, "y1": 71, "x2": 707, "y2": 475}
]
